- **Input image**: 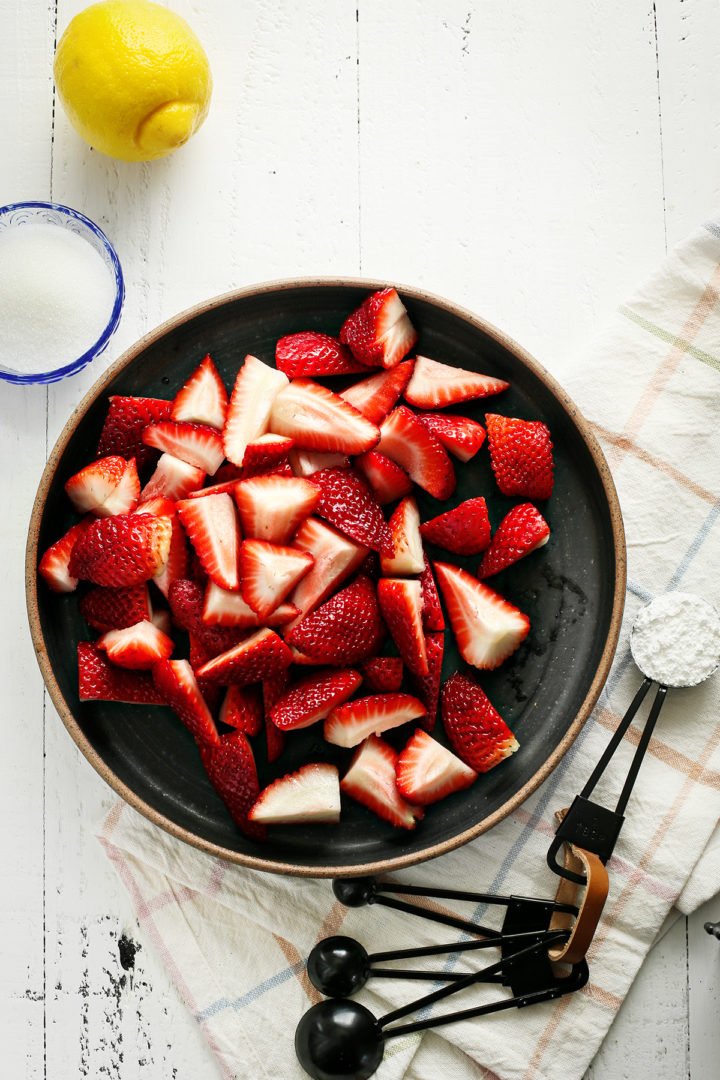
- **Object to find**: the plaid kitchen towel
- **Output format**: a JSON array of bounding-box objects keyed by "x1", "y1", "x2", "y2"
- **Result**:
[{"x1": 99, "y1": 218, "x2": 720, "y2": 1080}]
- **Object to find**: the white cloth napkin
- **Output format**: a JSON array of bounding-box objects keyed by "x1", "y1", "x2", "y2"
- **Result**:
[{"x1": 99, "y1": 217, "x2": 720, "y2": 1080}]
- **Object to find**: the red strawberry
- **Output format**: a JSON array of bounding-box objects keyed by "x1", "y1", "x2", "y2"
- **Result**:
[
  {"x1": 420, "y1": 497, "x2": 491, "y2": 555},
  {"x1": 340, "y1": 735, "x2": 423, "y2": 829},
  {"x1": 187, "y1": 633, "x2": 225, "y2": 714},
  {"x1": 234, "y1": 474, "x2": 320, "y2": 545},
  {"x1": 200, "y1": 731, "x2": 265, "y2": 840},
  {"x1": 263, "y1": 671, "x2": 289, "y2": 763},
  {"x1": 152, "y1": 658, "x2": 220, "y2": 745},
  {"x1": 379, "y1": 495, "x2": 424, "y2": 575},
  {"x1": 39, "y1": 519, "x2": 92, "y2": 593},
  {"x1": 324, "y1": 692, "x2": 426, "y2": 748},
  {"x1": 185, "y1": 479, "x2": 239, "y2": 499},
  {"x1": 310, "y1": 468, "x2": 387, "y2": 551},
  {"x1": 167, "y1": 579, "x2": 246, "y2": 655},
  {"x1": 433, "y1": 562, "x2": 530, "y2": 669},
  {"x1": 171, "y1": 354, "x2": 228, "y2": 430},
  {"x1": 176, "y1": 493, "x2": 240, "y2": 591},
  {"x1": 289, "y1": 447, "x2": 350, "y2": 477},
  {"x1": 101, "y1": 458, "x2": 141, "y2": 516},
  {"x1": 376, "y1": 406, "x2": 455, "y2": 500},
  {"x1": 203, "y1": 580, "x2": 298, "y2": 628},
  {"x1": 358, "y1": 550, "x2": 380, "y2": 580},
  {"x1": 404, "y1": 356, "x2": 509, "y2": 408},
  {"x1": 196, "y1": 628, "x2": 293, "y2": 685},
  {"x1": 270, "y1": 668, "x2": 362, "y2": 731},
  {"x1": 270, "y1": 378, "x2": 380, "y2": 455},
  {"x1": 68, "y1": 513, "x2": 172, "y2": 587},
  {"x1": 77, "y1": 642, "x2": 166, "y2": 704},
  {"x1": 140, "y1": 453, "x2": 206, "y2": 502},
  {"x1": 135, "y1": 497, "x2": 189, "y2": 598},
  {"x1": 415, "y1": 412, "x2": 486, "y2": 462},
  {"x1": 248, "y1": 762, "x2": 341, "y2": 825},
  {"x1": 219, "y1": 684, "x2": 263, "y2": 735},
  {"x1": 96, "y1": 395, "x2": 172, "y2": 471},
  {"x1": 275, "y1": 331, "x2": 367, "y2": 377},
  {"x1": 239, "y1": 539, "x2": 314, "y2": 620},
  {"x1": 339, "y1": 288, "x2": 418, "y2": 369},
  {"x1": 134, "y1": 496, "x2": 176, "y2": 517},
  {"x1": 354, "y1": 450, "x2": 412, "y2": 506},
  {"x1": 142, "y1": 421, "x2": 225, "y2": 476},
  {"x1": 485, "y1": 414, "x2": 554, "y2": 500},
  {"x1": 65, "y1": 455, "x2": 130, "y2": 515},
  {"x1": 339, "y1": 359, "x2": 414, "y2": 423},
  {"x1": 287, "y1": 518, "x2": 368, "y2": 629},
  {"x1": 359, "y1": 657, "x2": 403, "y2": 694},
  {"x1": 376, "y1": 578, "x2": 428, "y2": 677},
  {"x1": 96, "y1": 619, "x2": 174, "y2": 669},
  {"x1": 419, "y1": 556, "x2": 445, "y2": 632},
  {"x1": 478, "y1": 503, "x2": 550, "y2": 578},
  {"x1": 78, "y1": 583, "x2": 151, "y2": 631},
  {"x1": 241, "y1": 433, "x2": 294, "y2": 477},
  {"x1": 395, "y1": 729, "x2": 477, "y2": 805},
  {"x1": 286, "y1": 576, "x2": 385, "y2": 666},
  {"x1": 213, "y1": 462, "x2": 244, "y2": 484},
  {"x1": 222, "y1": 354, "x2": 289, "y2": 466},
  {"x1": 408, "y1": 631, "x2": 444, "y2": 731},
  {"x1": 441, "y1": 671, "x2": 519, "y2": 772}
]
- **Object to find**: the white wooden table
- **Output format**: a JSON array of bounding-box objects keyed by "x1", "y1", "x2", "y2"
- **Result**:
[{"x1": 2, "y1": 2, "x2": 719, "y2": 1077}]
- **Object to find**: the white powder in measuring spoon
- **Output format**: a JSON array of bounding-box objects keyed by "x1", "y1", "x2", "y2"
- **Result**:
[
  {"x1": 0, "y1": 223, "x2": 116, "y2": 375},
  {"x1": 630, "y1": 592, "x2": 720, "y2": 688}
]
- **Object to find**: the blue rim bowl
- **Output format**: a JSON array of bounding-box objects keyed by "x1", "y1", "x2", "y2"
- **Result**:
[{"x1": 0, "y1": 201, "x2": 124, "y2": 386}]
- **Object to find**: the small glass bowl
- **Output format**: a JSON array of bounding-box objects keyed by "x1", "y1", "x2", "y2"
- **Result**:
[{"x1": 0, "y1": 201, "x2": 124, "y2": 385}]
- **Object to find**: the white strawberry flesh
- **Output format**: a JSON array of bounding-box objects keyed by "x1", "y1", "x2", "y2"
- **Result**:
[
  {"x1": 222, "y1": 354, "x2": 289, "y2": 466},
  {"x1": 324, "y1": 693, "x2": 426, "y2": 748},
  {"x1": 270, "y1": 378, "x2": 380, "y2": 455},
  {"x1": 248, "y1": 762, "x2": 341, "y2": 824}
]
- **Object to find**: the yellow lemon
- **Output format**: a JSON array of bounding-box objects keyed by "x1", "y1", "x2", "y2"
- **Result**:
[{"x1": 54, "y1": 0, "x2": 212, "y2": 162}]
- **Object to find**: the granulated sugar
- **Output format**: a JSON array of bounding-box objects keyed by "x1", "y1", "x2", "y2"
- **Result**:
[
  {"x1": 0, "y1": 222, "x2": 116, "y2": 375},
  {"x1": 630, "y1": 592, "x2": 720, "y2": 687}
]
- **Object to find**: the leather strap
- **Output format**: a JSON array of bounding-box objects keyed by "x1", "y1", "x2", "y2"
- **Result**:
[{"x1": 547, "y1": 808, "x2": 609, "y2": 965}]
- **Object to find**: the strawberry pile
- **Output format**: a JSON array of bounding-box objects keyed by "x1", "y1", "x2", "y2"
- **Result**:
[{"x1": 39, "y1": 287, "x2": 554, "y2": 838}]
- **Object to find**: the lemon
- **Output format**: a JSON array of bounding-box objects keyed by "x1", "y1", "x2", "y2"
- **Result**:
[{"x1": 54, "y1": 0, "x2": 212, "y2": 162}]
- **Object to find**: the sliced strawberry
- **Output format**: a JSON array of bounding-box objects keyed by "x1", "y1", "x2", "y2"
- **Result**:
[
  {"x1": 185, "y1": 479, "x2": 239, "y2": 499},
  {"x1": 419, "y1": 556, "x2": 445, "y2": 632},
  {"x1": 289, "y1": 447, "x2": 350, "y2": 477},
  {"x1": 339, "y1": 288, "x2": 418, "y2": 369},
  {"x1": 140, "y1": 453, "x2": 206, "y2": 502},
  {"x1": 433, "y1": 562, "x2": 530, "y2": 669},
  {"x1": 485, "y1": 414, "x2": 554, "y2": 500},
  {"x1": 242, "y1": 433, "x2": 294, "y2": 477},
  {"x1": 187, "y1": 633, "x2": 225, "y2": 714},
  {"x1": 340, "y1": 735, "x2": 423, "y2": 829},
  {"x1": 478, "y1": 503, "x2": 550, "y2": 578},
  {"x1": 134, "y1": 496, "x2": 176, "y2": 517},
  {"x1": 310, "y1": 468, "x2": 387, "y2": 551},
  {"x1": 249, "y1": 762, "x2": 341, "y2": 825},
  {"x1": 68, "y1": 513, "x2": 172, "y2": 587},
  {"x1": 152, "y1": 658, "x2": 220, "y2": 745},
  {"x1": 269, "y1": 378, "x2": 380, "y2": 455},
  {"x1": 234, "y1": 474, "x2": 320, "y2": 545},
  {"x1": 420, "y1": 497, "x2": 491, "y2": 556},
  {"x1": 222, "y1": 354, "x2": 289, "y2": 466},
  {"x1": 167, "y1": 578, "x2": 246, "y2": 655},
  {"x1": 135, "y1": 497, "x2": 189, "y2": 598},
  {"x1": 96, "y1": 395, "x2": 172, "y2": 471},
  {"x1": 270, "y1": 668, "x2": 362, "y2": 731},
  {"x1": 196, "y1": 628, "x2": 293, "y2": 686},
  {"x1": 263, "y1": 671, "x2": 289, "y2": 763},
  {"x1": 171, "y1": 354, "x2": 228, "y2": 430},
  {"x1": 65, "y1": 455, "x2": 128, "y2": 515},
  {"x1": 100, "y1": 458, "x2": 141, "y2": 516},
  {"x1": 219, "y1": 684, "x2": 263, "y2": 735},
  {"x1": 275, "y1": 331, "x2": 366, "y2": 377},
  {"x1": 404, "y1": 356, "x2": 509, "y2": 408},
  {"x1": 286, "y1": 576, "x2": 385, "y2": 666},
  {"x1": 203, "y1": 580, "x2": 298, "y2": 628},
  {"x1": 441, "y1": 671, "x2": 519, "y2": 772},
  {"x1": 287, "y1": 518, "x2": 368, "y2": 629},
  {"x1": 359, "y1": 656, "x2": 403, "y2": 694},
  {"x1": 409, "y1": 631, "x2": 444, "y2": 732},
  {"x1": 415, "y1": 412, "x2": 486, "y2": 463},
  {"x1": 77, "y1": 642, "x2": 166, "y2": 704},
  {"x1": 380, "y1": 495, "x2": 424, "y2": 575},
  {"x1": 96, "y1": 619, "x2": 174, "y2": 669},
  {"x1": 239, "y1": 539, "x2": 314, "y2": 620},
  {"x1": 176, "y1": 493, "x2": 240, "y2": 591},
  {"x1": 324, "y1": 692, "x2": 426, "y2": 748},
  {"x1": 142, "y1": 421, "x2": 225, "y2": 476},
  {"x1": 396, "y1": 728, "x2": 477, "y2": 804},
  {"x1": 340, "y1": 359, "x2": 414, "y2": 423},
  {"x1": 213, "y1": 462, "x2": 244, "y2": 484},
  {"x1": 78, "y1": 583, "x2": 152, "y2": 632},
  {"x1": 376, "y1": 578, "x2": 428, "y2": 677},
  {"x1": 354, "y1": 450, "x2": 412, "y2": 506},
  {"x1": 200, "y1": 731, "x2": 265, "y2": 840},
  {"x1": 376, "y1": 406, "x2": 455, "y2": 500},
  {"x1": 39, "y1": 519, "x2": 92, "y2": 593}
]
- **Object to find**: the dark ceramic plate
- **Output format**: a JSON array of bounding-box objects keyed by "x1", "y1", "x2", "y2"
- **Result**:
[{"x1": 26, "y1": 279, "x2": 625, "y2": 877}]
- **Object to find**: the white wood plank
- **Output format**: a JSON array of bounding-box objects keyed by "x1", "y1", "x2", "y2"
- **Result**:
[{"x1": 688, "y1": 896, "x2": 720, "y2": 1079}]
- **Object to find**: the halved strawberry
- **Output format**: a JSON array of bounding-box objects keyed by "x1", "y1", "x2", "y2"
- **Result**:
[
  {"x1": 96, "y1": 395, "x2": 172, "y2": 471},
  {"x1": 415, "y1": 412, "x2": 486, "y2": 462},
  {"x1": 270, "y1": 378, "x2": 381, "y2": 455},
  {"x1": 263, "y1": 671, "x2": 289, "y2": 763},
  {"x1": 222, "y1": 354, "x2": 289, "y2": 467},
  {"x1": 39, "y1": 519, "x2": 92, "y2": 593},
  {"x1": 65, "y1": 456, "x2": 129, "y2": 515},
  {"x1": 359, "y1": 656, "x2": 403, "y2": 694},
  {"x1": 275, "y1": 331, "x2": 366, "y2": 377},
  {"x1": 176, "y1": 493, "x2": 240, "y2": 591},
  {"x1": 354, "y1": 450, "x2": 413, "y2": 505},
  {"x1": 242, "y1": 434, "x2": 294, "y2": 477},
  {"x1": 140, "y1": 453, "x2": 206, "y2": 502},
  {"x1": 234, "y1": 474, "x2": 321, "y2": 545},
  {"x1": 171, "y1": 354, "x2": 228, "y2": 430},
  {"x1": 219, "y1": 684, "x2": 263, "y2": 735},
  {"x1": 340, "y1": 359, "x2": 414, "y2": 423},
  {"x1": 286, "y1": 576, "x2": 385, "y2": 666},
  {"x1": 152, "y1": 658, "x2": 220, "y2": 745},
  {"x1": 287, "y1": 518, "x2": 368, "y2": 629},
  {"x1": 200, "y1": 731, "x2": 265, "y2": 840},
  {"x1": 324, "y1": 692, "x2": 426, "y2": 748},
  {"x1": 248, "y1": 763, "x2": 341, "y2": 825},
  {"x1": 185, "y1": 479, "x2": 239, "y2": 499},
  {"x1": 288, "y1": 447, "x2": 350, "y2": 477},
  {"x1": 433, "y1": 562, "x2": 530, "y2": 669},
  {"x1": 142, "y1": 421, "x2": 225, "y2": 476},
  {"x1": 196, "y1": 628, "x2": 293, "y2": 686},
  {"x1": 441, "y1": 671, "x2": 520, "y2": 772},
  {"x1": 134, "y1": 496, "x2": 176, "y2": 517},
  {"x1": 485, "y1": 414, "x2": 554, "y2": 500},
  {"x1": 270, "y1": 668, "x2": 362, "y2": 731},
  {"x1": 420, "y1": 497, "x2": 491, "y2": 556},
  {"x1": 339, "y1": 288, "x2": 418, "y2": 369},
  {"x1": 340, "y1": 735, "x2": 423, "y2": 829},
  {"x1": 96, "y1": 619, "x2": 174, "y2": 669},
  {"x1": 380, "y1": 495, "x2": 424, "y2": 575},
  {"x1": 79, "y1": 583, "x2": 152, "y2": 632},
  {"x1": 419, "y1": 556, "x2": 445, "y2": 632},
  {"x1": 404, "y1": 356, "x2": 509, "y2": 408},
  {"x1": 311, "y1": 468, "x2": 387, "y2": 551},
  {"x1": 203, "y1": 580, "x2": 298, "y2": 628},
  {"x1": 376, "y1": 406, "x2": 455, "y2": 500},
  {"x1": 77, "y1": 642, "x2": 166, "y2": 704},
  {"x1": 396, "y1": 729, "x2": 477, "y2": 804},
  {"x1": 409, "y1": 630, "x2": 444, "y2": 731},
  {"x1": 376, "y1": 578, "x2": 428, "y2": 677},
  {"x1": 167, "y1": 579, "x2": 246, "y2": 655},
  {"x1": 68, "y1": 513, "x2": 172, "y2": 587},
  {"x1": 239, "y1": 539, "x2": 314, "y2": 620},
  {"x1": 478, "y1": 503, "x2": 550, "y2": 578}
]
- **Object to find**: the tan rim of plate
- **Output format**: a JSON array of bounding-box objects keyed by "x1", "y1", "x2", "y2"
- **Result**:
[{"x1": 26, "y1": 277, "x2": 627, "y2": 878}]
